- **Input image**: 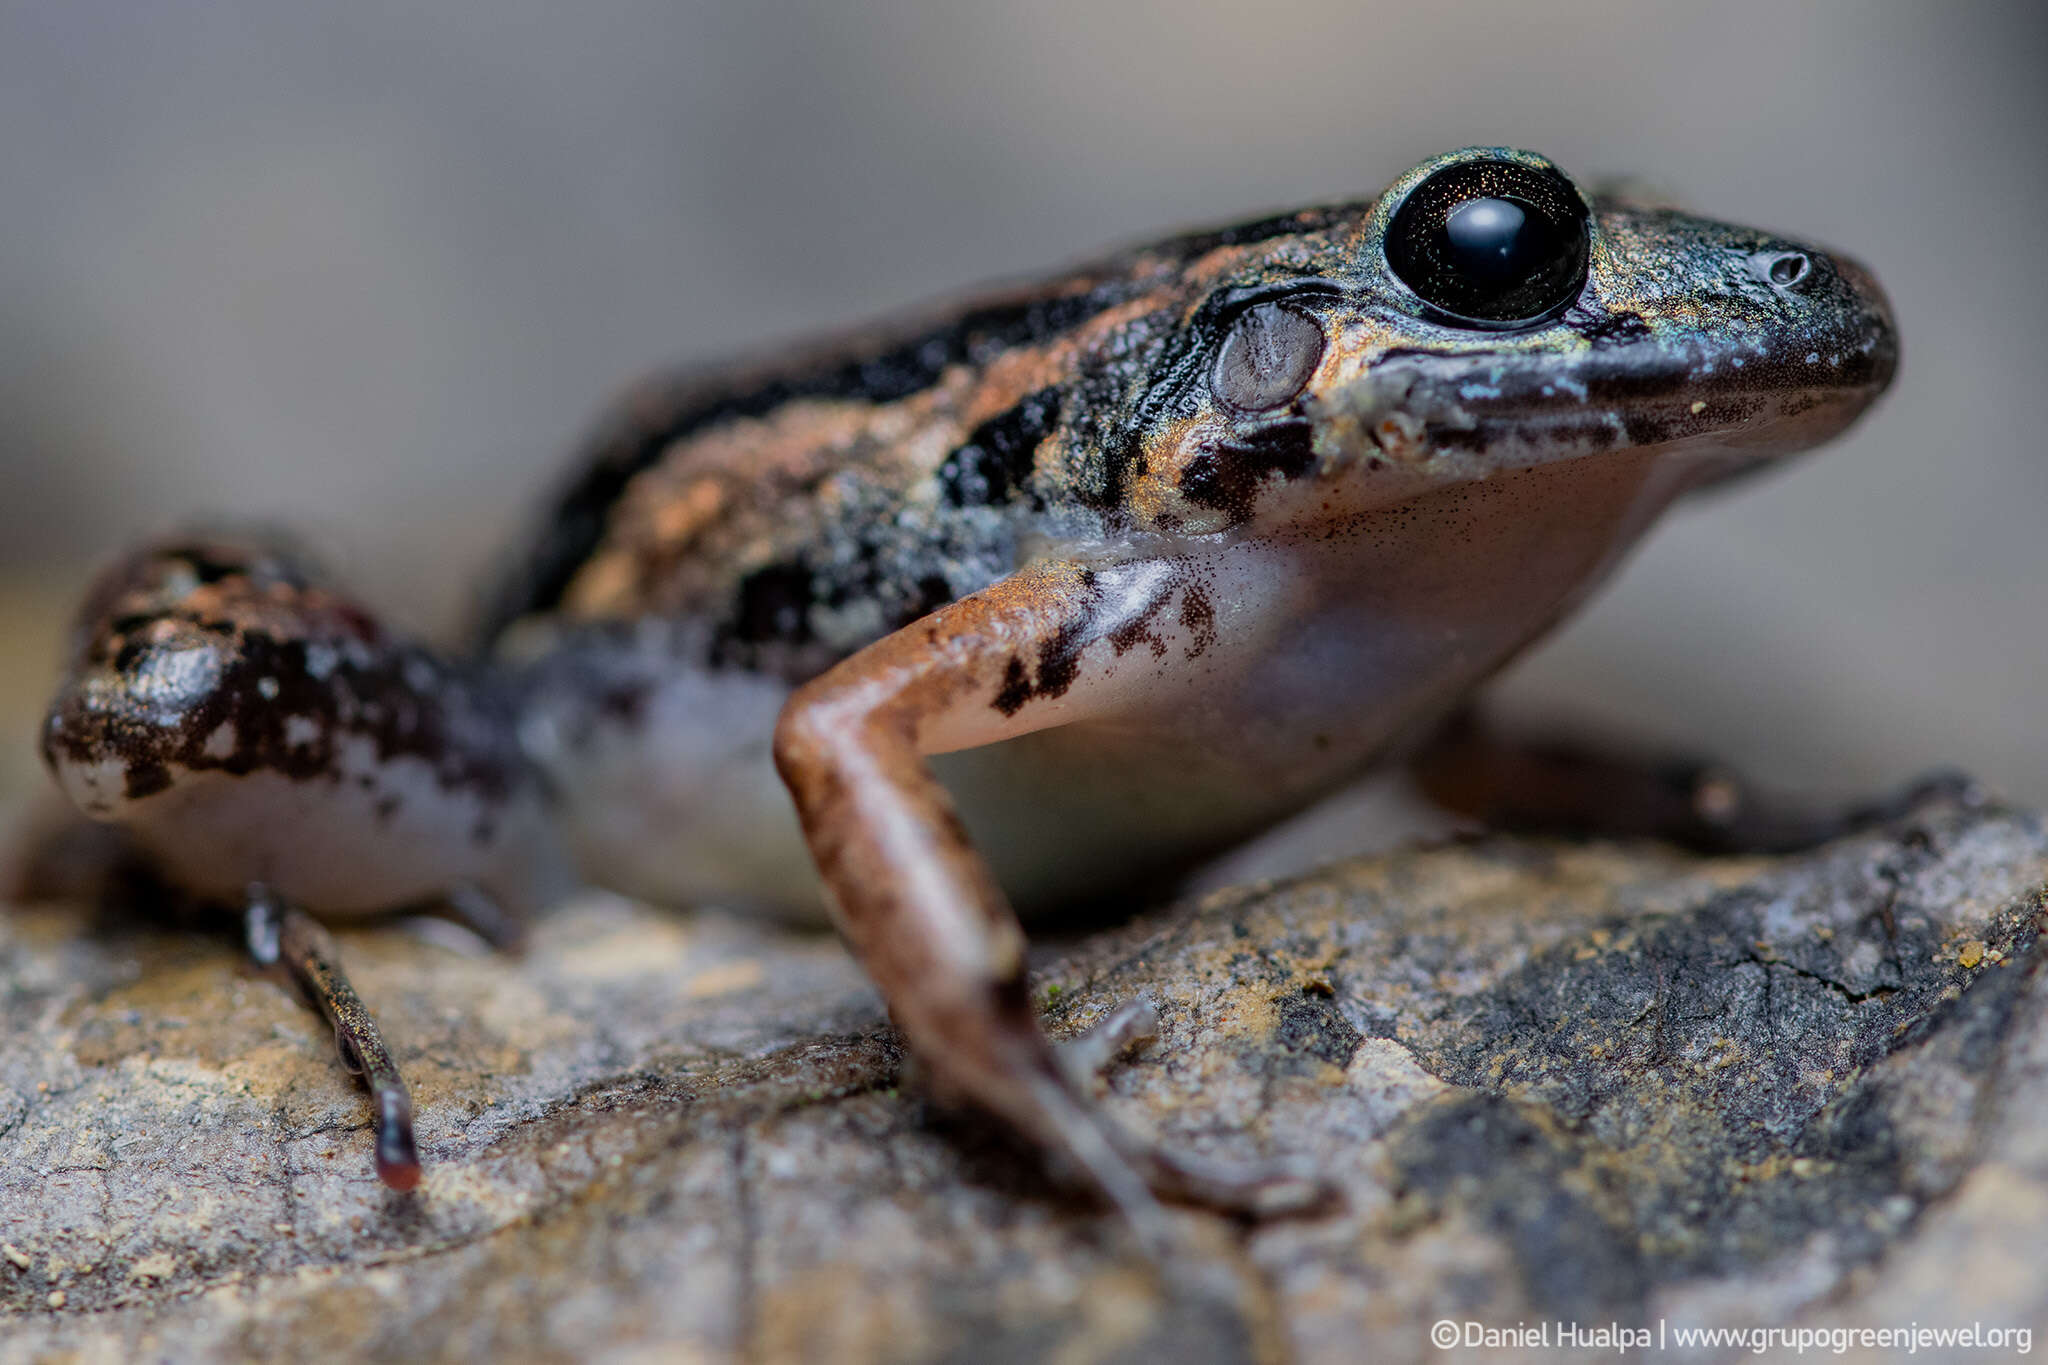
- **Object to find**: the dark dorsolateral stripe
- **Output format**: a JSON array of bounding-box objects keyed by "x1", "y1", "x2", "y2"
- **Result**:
[
  {"x1": 936, "y1": 388, "x2": 1064, "y2": 508},
  {"x1": 477, "y1": 203, "x2": 1366, "y2": 644},
  {"x1": 479, "y1": 281, "x2": 1149, "y2": 644}
]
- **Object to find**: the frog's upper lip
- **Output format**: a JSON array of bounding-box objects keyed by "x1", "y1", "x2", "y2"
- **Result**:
[{"x1": 1328, "y1": 281, "x2": 1894, "y2": 468}]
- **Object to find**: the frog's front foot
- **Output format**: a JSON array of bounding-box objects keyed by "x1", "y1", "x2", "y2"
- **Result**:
[
  {"x1": 1055, "y1": 994, "x2": 1161, "y2": 1082},
  {"x1": 995, "y1": 1032, "x2": 1330, "y2": 1253},
  {"x1": 1055, "y1": 994, "x2": 1335, "y2": 1221},
  {"x1": 1670, "y1": 765, "x2": 1989, "y2": 852}
]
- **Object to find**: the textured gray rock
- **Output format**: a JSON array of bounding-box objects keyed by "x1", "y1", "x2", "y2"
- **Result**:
[{"x1": 2, "y1": 795, "x2": 2045, "y2": 1363}]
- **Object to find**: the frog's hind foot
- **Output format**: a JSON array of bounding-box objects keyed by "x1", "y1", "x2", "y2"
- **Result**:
[{"x1": 244, "y1": 889, "x2": 422, "y2": 1192}]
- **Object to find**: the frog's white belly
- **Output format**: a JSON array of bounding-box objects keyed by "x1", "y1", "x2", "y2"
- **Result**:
[
  {"x1": 524, "y1": 448, "x2": 1690, "y2": 921},
  {"x1": 62, "y1": 735, "x2": 559, "y2": 917},
  {"x1": 513, "y1": 644, "x2": 816, "y2": 914}
]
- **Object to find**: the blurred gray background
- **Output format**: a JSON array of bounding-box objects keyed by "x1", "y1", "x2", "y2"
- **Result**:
[{"x1": 2, "y1": 1, "x2": 2043, "y2": 816}]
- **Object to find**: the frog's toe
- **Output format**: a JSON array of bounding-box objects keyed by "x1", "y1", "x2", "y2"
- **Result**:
[
  {"x1": 1133, "y1": 1145, "x2": 1338, "y2": 1220},
  {"x1": 1053, "y1": 995, "x2": 1340, "y2": 1221},
  {"x1": 1055, "y1": 994, "x2": 1160, "y2": 1084}
]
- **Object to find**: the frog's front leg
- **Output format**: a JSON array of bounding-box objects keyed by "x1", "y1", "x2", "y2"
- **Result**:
[
  {"x1": 1412, "y1": 708, "x2": 1982, "y2": 853},
  {"x1": 773, "y1": 561, "x2": 1315, "y2": 1232}
]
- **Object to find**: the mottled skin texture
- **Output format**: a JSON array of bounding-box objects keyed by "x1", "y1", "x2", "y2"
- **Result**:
[
  {"x1": 42, "y1": 535, "x2": 552, "y2": 917},
  {"x1": 37, "y1": 148, "x2": 1897, "y2": 1223}
]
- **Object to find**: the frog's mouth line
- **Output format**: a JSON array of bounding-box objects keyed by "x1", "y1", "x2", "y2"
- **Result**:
[{"x1": 1315, "y1": 325, "x2": 1895, "y2": 479}]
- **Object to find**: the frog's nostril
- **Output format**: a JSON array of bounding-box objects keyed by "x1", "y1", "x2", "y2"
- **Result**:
[{"x1": 1756, "y1": 251, "x2": 1813, "y2": 291}]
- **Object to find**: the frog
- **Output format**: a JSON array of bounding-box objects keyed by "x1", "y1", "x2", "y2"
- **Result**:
[{"x1": 35, "y1": 147, "x2": 1897, "y2": 1233}]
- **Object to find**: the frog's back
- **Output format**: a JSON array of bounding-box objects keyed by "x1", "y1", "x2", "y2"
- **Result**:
[{"x1": 478, "y1": 203, "x2": 1366, "y2": 680}]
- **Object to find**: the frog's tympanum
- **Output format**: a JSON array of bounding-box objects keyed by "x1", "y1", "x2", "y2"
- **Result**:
[{"x1": 39, "y1": 149, "x2": 1896, "y2": 1230}]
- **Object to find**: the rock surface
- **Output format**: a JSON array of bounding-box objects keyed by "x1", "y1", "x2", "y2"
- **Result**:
[{"x1": 2, "y1": 795, "x2": 2045, "y2": 1363}]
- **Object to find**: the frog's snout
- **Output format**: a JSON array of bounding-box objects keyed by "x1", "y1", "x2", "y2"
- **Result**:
[
  {"x1": 1815, "y1": 249, "x2": 1898, "y2": 395},
  {"x1": 1723, "y1": 240, "x2": 1898, "y2": 457},
  {"x1": 1738, "y1": 238, "x2": 1896, "y2": 398}
]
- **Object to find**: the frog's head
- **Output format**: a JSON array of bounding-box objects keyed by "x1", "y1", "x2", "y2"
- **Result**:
[{"x1": 1113, "y1": 146, "x2": 1896, "y2": 535}]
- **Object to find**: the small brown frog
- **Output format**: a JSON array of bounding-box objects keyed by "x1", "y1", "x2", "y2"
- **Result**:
[{"x1": 37, "y1": 148, "x2": 1898, "y2": 1234}]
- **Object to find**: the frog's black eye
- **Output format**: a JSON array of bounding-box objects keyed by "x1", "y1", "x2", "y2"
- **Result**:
[
  {"x1": 1211, "y1": 302, "x2": 1324, "y2": 413},
  {"x1": 1385, "y1": 159, "x2": 1590, "y2": 327}
]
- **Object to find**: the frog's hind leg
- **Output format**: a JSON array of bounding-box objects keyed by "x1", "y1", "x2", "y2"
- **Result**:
[
  {"x1": 244, "y1": 888, "x2": 421, "y2": 1191},
  {"x1": 1411, "y1": 707, "x2": 1982, "y2": 854},
  {"x1": 33, "y1": 531, "x2": 568, "y2": 1192}
]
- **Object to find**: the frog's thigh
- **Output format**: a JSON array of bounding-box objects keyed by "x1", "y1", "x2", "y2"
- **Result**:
[{"x1": 772, "y1": 559, "x2": 1197, "y2": 1220}]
